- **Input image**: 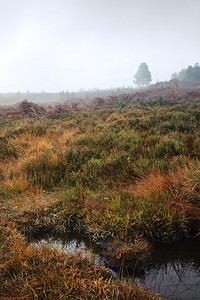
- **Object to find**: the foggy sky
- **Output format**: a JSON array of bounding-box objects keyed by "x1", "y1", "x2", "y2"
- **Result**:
[{"x1": 0, "y1": 0, "x2": 199, "y2": 92}]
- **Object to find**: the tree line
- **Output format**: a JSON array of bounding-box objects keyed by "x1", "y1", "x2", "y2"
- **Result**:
[
  {"x1": 134, "y1": 62, "x2": 200, "y2": 87},
  {"x1": 171, "y1": 63, "x2": 200, "y2": 82}
]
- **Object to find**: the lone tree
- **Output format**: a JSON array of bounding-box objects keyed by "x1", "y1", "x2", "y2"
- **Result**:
[{"x1": 134, "y1": 62, "x2": 152, "y2": 87}]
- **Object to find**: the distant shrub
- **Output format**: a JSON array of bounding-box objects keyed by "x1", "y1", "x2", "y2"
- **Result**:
[
  {"x1": 118, "y1": 98, "x2": 126, "y2": 108},
  {"x1": 179, "y1": 100, "x2": 185, "y2": 104},
  {"x1": 186, "y1": 102, "x2": 191, "y2": 108},
  {"x1": 139, "y1": 98, "x2": 147, "y2": 106},
  {"x1": 157, "y1": 95, "x2": 164, "y2": 104}
]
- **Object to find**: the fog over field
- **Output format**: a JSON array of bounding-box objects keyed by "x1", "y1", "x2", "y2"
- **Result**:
[{"x1": 0, "y1": 0, "x2": 199, "y2": 94}]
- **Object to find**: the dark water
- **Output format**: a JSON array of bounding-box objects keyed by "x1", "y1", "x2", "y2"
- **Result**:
[
  {"x1": 138, "y1": 239, "x2": 200, "y2": 300},
  {"x1": 33, "y1": 233, "x2": 200, "y2": 299}
]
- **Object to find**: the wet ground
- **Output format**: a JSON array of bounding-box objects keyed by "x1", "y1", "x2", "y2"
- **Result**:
[{"x1": 33, "y1": 233, "x2": 200, "y2": 299}]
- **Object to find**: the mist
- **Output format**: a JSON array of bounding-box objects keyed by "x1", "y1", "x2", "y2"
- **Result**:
[{"x1": 0, "y1": 0, "x2": 199, "y2": 93}]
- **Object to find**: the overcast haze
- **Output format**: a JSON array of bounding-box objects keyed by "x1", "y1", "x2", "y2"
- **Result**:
[{"x1": 0, "y1": 0, "x2": 199, "y2": 92}]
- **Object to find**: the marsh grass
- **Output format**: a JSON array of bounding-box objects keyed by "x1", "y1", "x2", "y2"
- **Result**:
[
  {"x1": 0, "y1": 95, "x2": 200, "y2": 298},
  {"x1": 0, "y1": 101, "x2": 200, "y2": 235}
]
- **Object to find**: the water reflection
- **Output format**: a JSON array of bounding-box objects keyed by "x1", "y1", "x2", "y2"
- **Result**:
[
  {"x1": 33, "y1": 233, "x2": 200, "y2": 299},
  {"x1": 138, "y1": 239, "x2": 200, "y2": 299},
  {"x1": 33, "y1": 232, "x2": 106, "y2": 268}
]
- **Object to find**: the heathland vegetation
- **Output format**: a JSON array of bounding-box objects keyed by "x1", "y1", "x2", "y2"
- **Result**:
[{"x1": 0, "y1": 85, "x2": 200, "y2": 299}]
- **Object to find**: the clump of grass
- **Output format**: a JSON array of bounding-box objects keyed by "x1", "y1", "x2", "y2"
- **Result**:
[
  {"x1": 104, "y1": 236, "x2": 150, "y2": 274},
  {"x1": 0, "y1": 176, "x2": 28, "y2": 197},
  {"x1": 5, "y1": 122, "x2": 47, "y2": 139},
  {"x1": 107, "y1": 238, "x2": 149, "y2": 260},
  {"x1": 126, "y1": 163, "x2": 200, "y2": 240},
  {"x1": 0, "y1": 136, "x2": 18, "y2": 160},
  {"x1": 25, "y1": 152, "x2": 66, "y2": 189}
]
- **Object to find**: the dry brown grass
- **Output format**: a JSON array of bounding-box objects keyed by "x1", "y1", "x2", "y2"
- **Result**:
[
  {"x1": 127, "y1": 164, "x2": 200, "y2": 207},
  {"x1": 0, "y1": 96, "x2": 200, "y2": 299},
  {"x1": 105, "y1": 238, "x2": 149, "y2": 261},
  {"x1": 0, "y1": 221, "x2": 162, "y2": 300}
]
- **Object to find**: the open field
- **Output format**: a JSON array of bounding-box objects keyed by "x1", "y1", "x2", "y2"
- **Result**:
[{"x1": 1, "y1": 88, "x2": 200, "y2": 299}]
